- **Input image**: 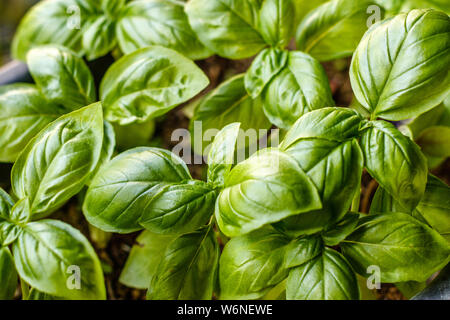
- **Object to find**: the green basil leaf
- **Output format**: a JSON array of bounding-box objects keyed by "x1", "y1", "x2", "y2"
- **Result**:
[
  {"x1": 0, "y1": 247, "x2": 18, "y2": 300},
  {"x1": 117, "y1": 0, "x2": 212, "y2": 60},
  {"x1": 82, "y1": 16, "x2": 117, "y2": 60},
  {"x1": 370, "y1": 174, "x2": 450, "y2": 241},
  {"x1": 245, "y1": 48, "x2": 289, "y2": 98},
  {"x1": 11, "y1": 103, "x2": 104, "y2": 219},
  {"x1": 0, "y1": 188, "x2": 13, "y2": 221},
  {"x1": 275, "y1": 139, "x2": 363, "y2": 237},
  {"x1": 185, "y1": 0, "x2": 295, "y2": 59},
  {"x1": 286, "y1": 247, "x2": 360, "y2": 300},
  {"x1": 139, "y1": 180, "x2": 217, "y2": 235},
  {"x1": 119, "y1": 230, "x2": 176, "y2": 289},
  {"x1": 395, "y1": 281, "x2": 427, "y2": 300},
  {"x1": 100, "y1": 46, "x2": 209, "y2": 125},
  {"x1": 261, "y1": 279, "x2": 286, "y2": 300},
  {"x1": 275, "y1": 109, "x2": 364, "y2": 237},
  {"x1": 280, "y1": 108, "x2": 363, "y2": 145},
  {"x1": 207, "y1": 123, "x2": 241, "y2": 187},
  {"x1": 190, "y1": 74, "x2": 271, "y2": 156},
  {"x1": 399, "y1": 97, "x2": 450, "y2": 166},
  {"x1": 416, "y1": 126, "x2": 450, "y2": 158},
  {"x1": 0, "y1": 189, "x2": 21, "y2": 247},
  {"x1": 113, "y1": 118, "x2": 156, "y2": 151},
  {"x1": 350, "y1": 9, "x2": 450, "y2": 121},
  {"x1": 101, "y1": 0, "x2": 126, "y2": 17},
  {"x1": 87, "y1": 120, "x2": 116, "y2": 186},
  {"x1": 370, "y1": 185, "x2": 429, "y2": 227},
  {"x1": 341, "y1": 212, "x2": 450, "y2": 282},
  {"x1": 373, "y1": 0, "x2": 403, "y2": 13},
  {"x1": 284, "y1": 235, "x2": 323, "y2": 268},
  {"x1": 322, "y1": 212, "x2": 360, "y2": 246},
  {"x1": 370, "y1": 185, "x2": 406, "y2": 214},
  {"x1": 260, "y1": 51, "x2": 335, "y2": 129},
  {"x1": 10, "y1": 198, "x2": 31, "y2": 225},
  {"x1": 27, "y1": 45, "x2": 97, "y2": 111},
  {"x1": 257, "y1": 0, "x2": 296, "y2": 48},
  {"x1": 147, "y1": 226, "x2": 219, "y2": 300},
  {"x1": 13, "y1": 220, "x2": 106, "y2": 299},
  {"x1": 0, "y1": 222, "x2": 22, "y2": 247},
  {"x1": 415, "y1": 175, "x2": 450, "y2": 242},
  {"x1": 293, "y1": 0, "x2": 328, "y2": 23},
  {"x1": 400, "y1": 96, "x2": 450, "y2": 139},
  {"x1": 185, "y1": 0, "x2": 264, "y2": 59},
  {"x1": 11, "y1": 0, "x2": 99, "y2": 60},
  {"x1": 296, "y1": 0, "x2": 384, "y2": 61},
  {"x1": 361, "y1": 120, "x2": 427, "y2": 212},
  {"x1": 83, "y1": 147, "x2": 191, "y2": 233},
  {"x1": 27, "y1": 288, "x2": 61, "y2": 300},
  {"x1": 219, "y1": 227, "x2": 290, "y2": 299},
  {"x1": 399, "y1": 0, "x2": 450, "y2": 14},
  {"x1": 0, "y1": 83, "x2": 64, "y2": 162},
  {"x1": 216, "y1": 148, "x2": 322, "y2": 237}
]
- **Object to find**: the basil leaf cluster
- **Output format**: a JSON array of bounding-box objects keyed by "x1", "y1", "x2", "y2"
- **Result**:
[
  {"x1": 0, "y1": 46, "x2": 95, "y2": 162},
  {"x1": 0, "y1": 104, "x2": 107, "y2": 299},
  {"x1": 85, "y1": 122, "x2": 243, "y2": 298},
  {"x1": 0, "y1": 44, "x2": 209, "y2": 163},
  {"x1": 1, "y1": 4, "x2": 449, "y2": 301},
  {"x1": 12, "y1": 0, "x2": 210, "y2": 61}
]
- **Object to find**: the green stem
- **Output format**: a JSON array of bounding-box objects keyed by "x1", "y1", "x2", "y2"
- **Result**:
[{"x1": 20, "y1": 278, "x2": 30, "y2": 300}]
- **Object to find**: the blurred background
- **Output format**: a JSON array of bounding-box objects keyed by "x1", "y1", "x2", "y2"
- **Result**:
[{"x1": 0, "y1": 0, "x2": 38, "y2": 65}]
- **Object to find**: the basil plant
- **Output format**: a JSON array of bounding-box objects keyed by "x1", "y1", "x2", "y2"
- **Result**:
[
  {"x1": 187, "y1": 0, "x2": 449, "y2": 144},
  {"x1": 0, "y1": 40, "x2": 209, "y2": 299},
  {"x1": 12, "y1": 0, "x2": 211, "y2": 61},
  {"x1": 0, "y1": 44, "x2": 209, "y2": 162},
  {"x1": 1, "y1": 1, "x2": 449, "y2": 300},
  {"x1": 86, "y1": 8, "x2": 450, "y2": 300},
  {"x1": 0, "y1": 103, "x2": 107, "y2": 300},
  {"x1": 87, "y1": 109, "x2": 449, "y2": 300}
]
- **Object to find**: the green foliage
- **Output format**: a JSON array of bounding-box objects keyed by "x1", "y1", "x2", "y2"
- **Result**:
[
  {"x1": 117, "y1": 0, "x2": 212, "y2": 60},
  {"x1": 100, "y1": 46, "x2": 209, "y2": 125},
  {"x1": 189, "y1": 74, "x2": 271, "y2": 156},
  {"x1": 13, "y1": 220, "x2": 106, "y2": 299},
  {"x1": 3, "y1": 3, "x2": 450, "y2": 301},
  {"x1": 296, "y1": 0, "x2": 385, "y2": 61},
  {"x1": 286, "y1": 248, "x2": 360, "y2": 300},
  {"x1": 119, "y1": 230, "x2": 176, "y2": 289},
  {"x1": 12, "y1": 103, "x2": 104, "y2": 219},
  {"x1": 185, "y1": 0, "x2": 296, "y2": 59},
  {"x1": 350, "y1": 9, "x2": 450, "y2": 121},
  {"x1": 215, "y1": 148, "x2": 322, "y2": 237},
  {"x1": 341, "y1": 212, "x2": 450, "y2": 282},
  {"x1": 245, "y1": 50, "x2": 335, "y2": 129},
  {"x1": 0, "y1": 106, "x2": 107, "y2": 299},
  {"x1": 12, "y1": 0, "x2": 208, "y2": 61},
  {"x1": 83, "y1": 147, "x2": 192, "y2": 233},
  {"x1": 147, "y1": 226, "x2": 219, "y2": 300}
]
